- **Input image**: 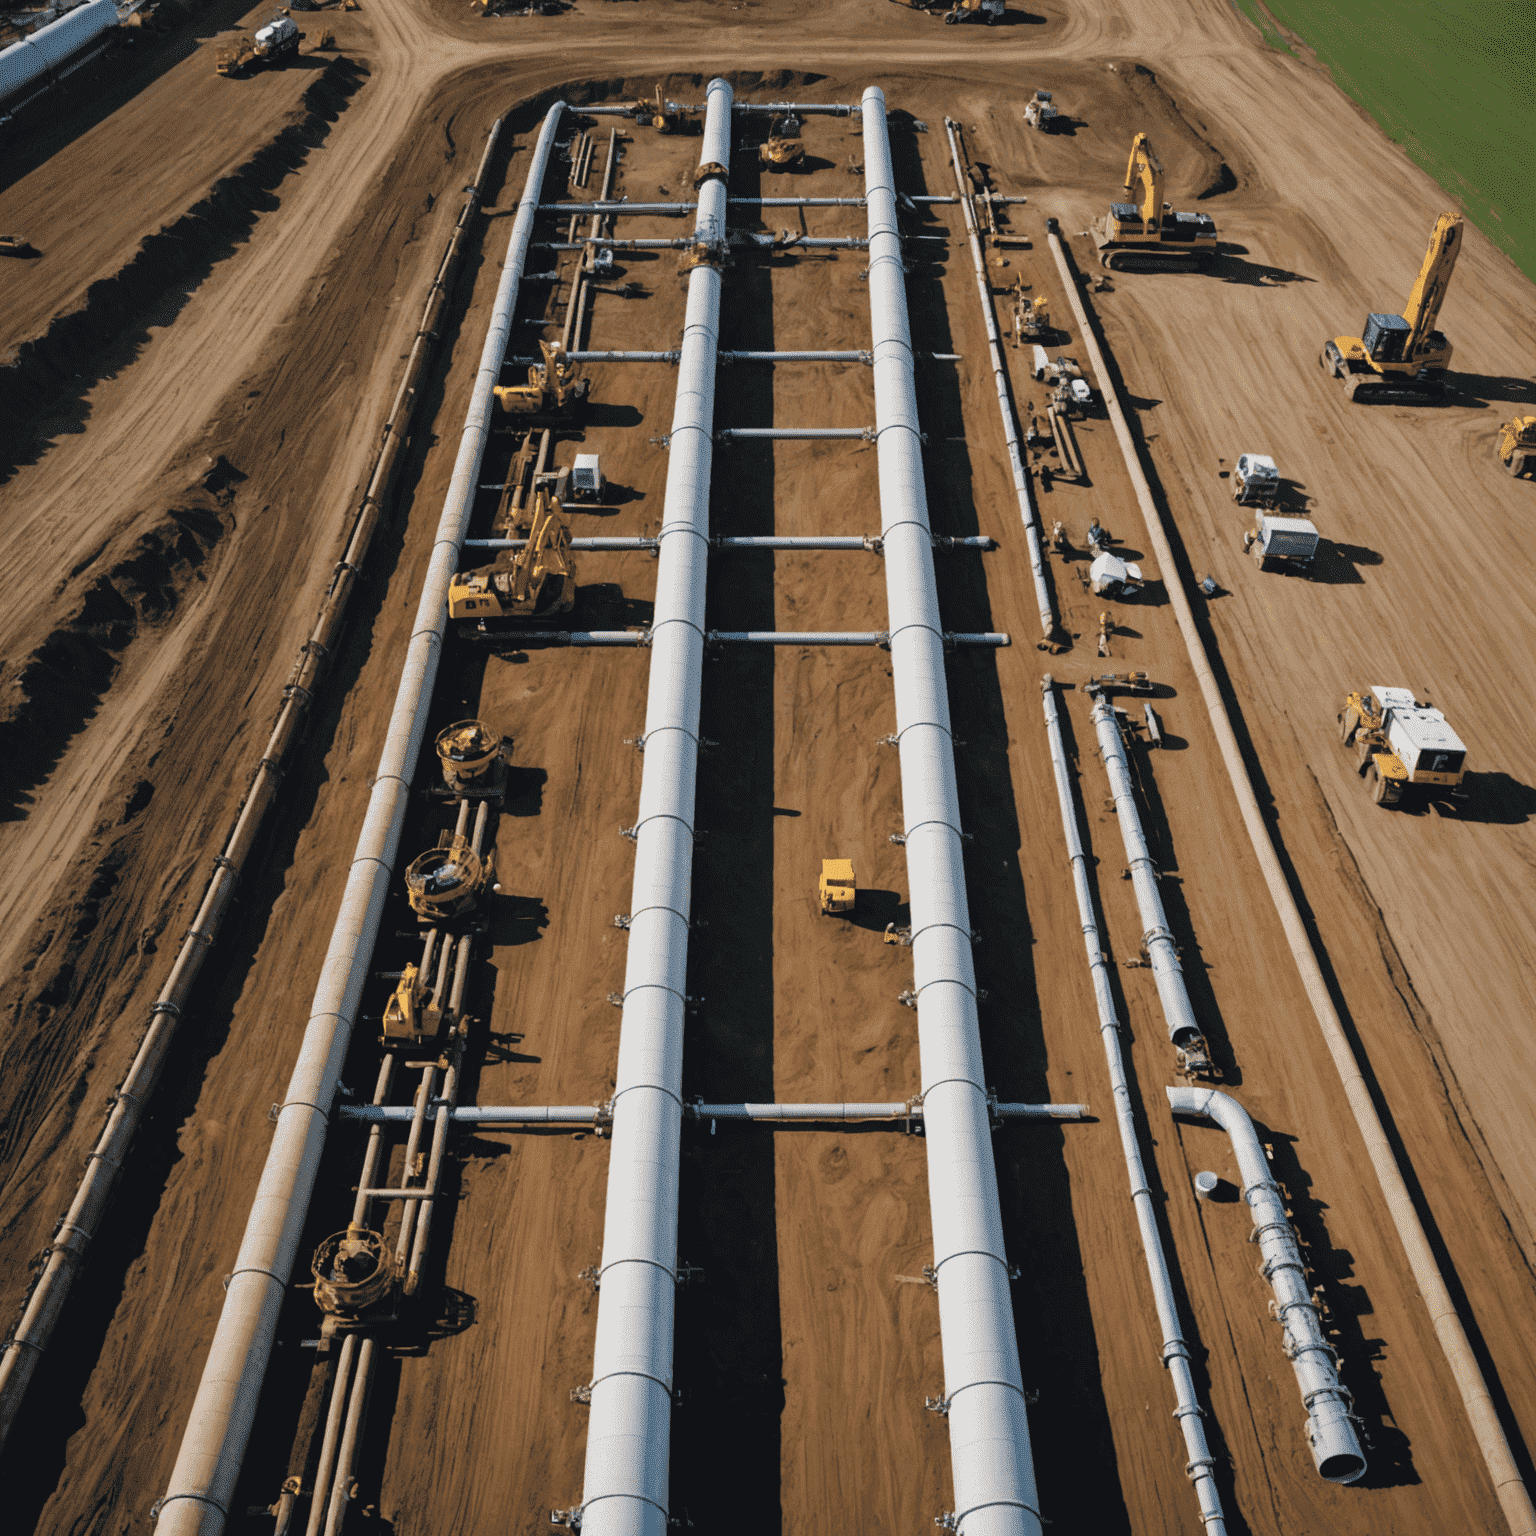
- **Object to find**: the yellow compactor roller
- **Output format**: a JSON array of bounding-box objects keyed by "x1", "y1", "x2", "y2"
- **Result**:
[{"x1": 1321, "y1": 213, "x2": 1462, "y2": 404}]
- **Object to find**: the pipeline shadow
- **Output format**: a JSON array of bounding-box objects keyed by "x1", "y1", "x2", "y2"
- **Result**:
[
  {"x1": 892, "y1": 116, "x2": 1135, "y2": 1532},
  {"x1": 673, "y1": 138, "x2": 782, "y2": 1533}
]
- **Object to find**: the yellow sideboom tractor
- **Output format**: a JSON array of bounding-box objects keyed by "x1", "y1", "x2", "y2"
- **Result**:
[
  {"x1": 1496, "y1": 416, "x2": 1536, "y2": 479},
  {"x1": 819, "y1": 859, "x2": 856, "y2": 915},
  {"x1": 449, "y1": 484, "x2": 577, "y2": 632},
  {"x1": 1338, "y1": 686, "x2": 1469, "y2": 809}
]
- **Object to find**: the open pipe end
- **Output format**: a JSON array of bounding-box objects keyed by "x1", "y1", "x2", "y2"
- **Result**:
[{"x1": 1317, "y1": 1450, "x2": 1368, "y2": 1485}]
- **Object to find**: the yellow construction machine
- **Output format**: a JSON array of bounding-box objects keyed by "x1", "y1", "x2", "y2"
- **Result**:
[
  {"x1": 1094, "y1": 132, "x2": 1218, "y2": 272},
  {"x1": 215, "y1": 11, "x2": 301, "y2": 75},
  {"x1": 759, "y1": 113, "x2": 805, "y2": 171},
  {"x1": 632, "y1": 84, "x2": 689, "y2": 132},
  {"x1": 493, "y1": 339, "x2": 589, "y2": 423},
  {"x1": 1338, "y1": 686, "x2": 1469, "y2": 808},
  {"x1": 1009, "y1": 278, "x2": 1051, "y2": 345},
  {"x1": 432, "y1": 718, "x2": 509, "y2": 803},
  {"x1": 448, "y1": 485, "x2": 577, "y2": 628},
  {"x1": 1495, "y1": 415, "x2": 1536, "y2": 478},
  {"x1": 403, "y1": 834, "x2": 497, "y2": 922},
  {"x1": 311, "y1": 1227, "x2": 397, "y2": 1318},
  {"x1": 1321, "y1": 213, "x2": 1462, "y2": 404},
  {"x1": 819, "y1": 859, "x2": 856, "y2": 915},
  {"x1": 381, "y1": 960, "x2": 444, "y2": 1046}
]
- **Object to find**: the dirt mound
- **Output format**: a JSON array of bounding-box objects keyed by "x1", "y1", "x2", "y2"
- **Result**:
[
  {"x1": 1114, "y1": 61, "x2": 1239, "y2": 201},
  {"x1": 0, "y1": 55, "x2": 367, "y2": 483},
  {"x1": 0, "y1": 500, "x2": 230, "y2": 821}
]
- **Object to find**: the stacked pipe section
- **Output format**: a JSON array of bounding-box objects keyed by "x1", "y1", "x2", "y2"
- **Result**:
[
  {"x1": 153, "y1": 101, "x2": 569, "y2": 1536},
  {"x1": 1088, "y1": 691, "x2": 1202, "y2": 1050},
  {"x1": 861, "y1": 86, "x2": 1042, "y2": 1536},
  {"x1": 574, "y1": 77, "x2": 732, "y2": 1536},
  {"x1": 1040, "y1": 680, "x2": 1227, "y2": 1531},
  {"x1": 1169, "y1": 1088, "x2": 1367, "y2": 1483}
]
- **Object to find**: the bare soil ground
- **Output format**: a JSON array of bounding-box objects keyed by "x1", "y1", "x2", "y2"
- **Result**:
[{"x1": 1, "y1": 2, "x2": 1533, "y2": 1534}]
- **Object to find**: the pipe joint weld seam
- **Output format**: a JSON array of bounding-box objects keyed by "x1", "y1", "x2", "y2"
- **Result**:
[
  {"x1": 587, "y1": 1368, "x2": 675, "y2": 1396},
  {"x1": 275, "y1": 1100, "x2": 331, "y2": 1121},
  {"x1": 902, "y1": 818, "x2": 966, "y2": 844},
  {"x1": 618, "y1": 981, "x2": 691, "y2": 1008},
  {"x1": 882, "y1": 517, "x2": 932, "y2": 540},
  {"x1": 908, "y1": 921, "x2": 976, "y2": 945},
  {"x1": 951, "y1": 1499, "x2": 1043, "y2": 1531},
  {"x1": 154, "y1": 1492, "x2": 229, "y2": 1519},
  {"x1": 647, "y1": 616, "x2": 706, "y2": 641},
  {"x1": 607, "y1": 1082, "x2": 685, "y2": 1111},
  {"x1": 930, "y1": 1248, "x2": 1012, "y2": 1278},
  {"x1": 944, "y1": 1378, "x2": 1027, "y2": 1403},
  {"x1": 596, "y1": 1256, "x2": 689, "y2": 1286},
  {"x1": 918, "y1": 1075, "x2": 989, "y2": 1103},
  {"x1": 886, "y1": 621, "x2": 946, "y2": 647},
  {"x1": 577, "y1": 1493, "x2": 670, "y2": 1521},
  {"x1": 224, "y1": 1265, "x2": 288, "y2": 1291},
  {"x1": 910, "y1": 977, "x2": 978, "y2": 1004},
  {"x1": 626, "y1": 812, "x2": 698, "y2": 840},
  {"x1": 891, "y1": 720, "x2": 954, "y2": 742},
  {"x1": 655, "y1": 523, "x2": 711, "y2": 543},
  {"x1": 626, "y1": 903, "x2": 692, "y2": 927},
  {"x1": 637, "y1": 724, "x2": 700, "y2": 746}
]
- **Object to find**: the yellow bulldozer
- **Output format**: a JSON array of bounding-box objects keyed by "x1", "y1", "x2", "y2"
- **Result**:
[
  {"x1": 1094, "y1": 132, "x2": 1218, "y2": 272},
  {"x1": 1321, "y1": 212, "x2": 1462, "y2": 404},
  {"x1": 759, "y1": 113, "x2": 805, "y2": 171},
  {"x1": 493, "y1": 339, "x2": 589, "y2": 424},
  {"x1": 1496, "y1": 416, "x2": 1536, "y2": 478},
  {"x1": 819, "y1": 859, "x2": 856, "y2": 915},
  {"x1": 448, "y1": 485, "x2": 577, "y2": 629}
]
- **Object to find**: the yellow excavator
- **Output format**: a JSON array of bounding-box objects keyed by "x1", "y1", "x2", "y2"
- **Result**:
[
  {"x1": 1321, "y1": 212, "x2": 1462, "y2": 404},
  {"x1": 1495, "y1": 416, "x2": 1535, "y2": 478},
  {"x1": 1094, "y1": 132, "x2": 1218, "y2": 271},
  {"x1": 448, "y1": 485, "x2": 577, "y2": 628},
  {"x1": 631, "y1": 84, "x2": 689, "y2": 133},
  {"x1": 493, "y1": 340, "x2": 589, "y2": 424},
  {"x1": 759, "y1": 113, "x2": 805, "y2": 171}
]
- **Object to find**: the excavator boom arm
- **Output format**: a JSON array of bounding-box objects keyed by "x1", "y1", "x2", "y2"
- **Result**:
[
  {"x1": 1121, "y1": 132, "x2": 1165, "y2": 224},
  {"x1": 1402, "y1": 212, "x2": 1463, "y2": 355}
]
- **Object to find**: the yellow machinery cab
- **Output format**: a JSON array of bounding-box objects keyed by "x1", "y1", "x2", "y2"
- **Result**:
[{"x1": 819, "y1": 859, "x2": 856, "y2": 915}]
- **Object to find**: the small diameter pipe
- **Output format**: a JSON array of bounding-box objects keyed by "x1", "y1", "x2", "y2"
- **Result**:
[
  {"x1": 863, "y1": 86, "x2": 1043, "y2": 1536},
  {"x1": 1168, "y1": 1087, "x2": 1367, "y2": 1484},
  {"x1": 1040, "y1": 679, "x2": 1228, "y2": 1533},
  {"x1": 301, "y1": 1334, "x2": 357, "y2": 1536},
  {"x1": 336, "y1": 1102, "x2": 1088, "y2": 1126},
  {"x1": 504, "y1": 352, "x2": 961, "y2": 365},
  {"x1": 942, "y1": 118, "x2": 1056, "y2": 650},
  {"x1": 463, "y1": 536, "x2": 993, "y2": 551},
  {"x1": 491, "y1": 631, "x2": 1008, "y2": 647},
  {"x1": 153, "y1": 102, "x2": 569, "y2": 1536},
  {"x1": 717, "y1": 426, "x2": 872, "y2": 440},
  {"x1": 1088, "y1": 691, "x2": 1202, "y2": 1050},
  {"x1": 1045, "y1": 222, "x2": 1535, "y2": 1536},
  {"x1": 574, "y1": 77, "x2": 734, "y2": 1536},
  {"x1": 0, "y1": 119, "x2": 510, "y2": 1458}
]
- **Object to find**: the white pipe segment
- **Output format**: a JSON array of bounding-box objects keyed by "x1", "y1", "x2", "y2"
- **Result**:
[
  {"x1": 941, "y1": 120, "x2": 1056, "y2": 648},
  {"x1": 1040, "y1": 679, "x2": 1228, "y2": 1532},
  {"x1": 1088, "y1": 691, "x2": 1202, "y2": 1050},
  {"x1": 152, "y1": 102, "x2": 570, "y2": 1536},
  {"x1": 0, "y1": 0, "x2": 116, "y2": 108},
  {"x1": 574, "y1": 76, "x2": 733, "y2": 1536},
  {"x1": 335, "y1": 1102, "x2": 1088, "y2": 1125},
  {"x1": 1167, "y1": 1087, "x2": 1367, "y2": 1484},
  {"x1": 862, "y1": 86, "x2": 1043, "y2": 1536}
]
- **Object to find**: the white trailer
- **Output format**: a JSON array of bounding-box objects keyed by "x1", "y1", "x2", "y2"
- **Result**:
[{"x1": 1244, "y1": 511, "x2": 1319, "y2": 571}]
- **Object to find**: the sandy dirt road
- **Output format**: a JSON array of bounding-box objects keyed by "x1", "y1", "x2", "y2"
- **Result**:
[{"x1": 1, "y1": 2, "x2": 1534, "y2": 1534}]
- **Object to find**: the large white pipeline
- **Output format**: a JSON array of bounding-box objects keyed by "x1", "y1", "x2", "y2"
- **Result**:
[
  {"x1": 862, "y1": 86, "x2": 1042, "y2": 1536},
  {"x1": 1088, "y1": 690, "x2": 1203, "y2": 1051},
  {"x1": 1168, "y1": 1087, "x2": 1367, "y2": 1484},
  {"x1": 152, "y1": 103, "x2": 569, "y2": 1536},
  {"x1": 0, "y1": 0, "x2": 116, "y2": 111},
  {"x1": 571, "y1": 77, "x2": 733, "y2": 1536},
  {"x1": 1040, "y1": 679, "x2": 1228, "y2": 1531}
]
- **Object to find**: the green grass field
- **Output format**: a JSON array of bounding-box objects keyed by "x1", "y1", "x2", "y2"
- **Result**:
[{"x1": 1231, "y1": 0, "x2": 1536, "y2": 286}]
